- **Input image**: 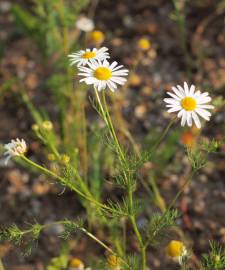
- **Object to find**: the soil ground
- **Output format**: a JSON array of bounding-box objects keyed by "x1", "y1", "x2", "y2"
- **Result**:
[{"x1": 0, "y1": 0, "x2": 224, "y2": 269}]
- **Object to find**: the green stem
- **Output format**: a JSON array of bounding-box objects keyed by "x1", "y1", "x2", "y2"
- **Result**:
[
  {"x1": 151, "y1": 117, "x2": 177, "y2": 153},
  {"x1": 149, "y1": 175, "x2": 166, "y2": 212},
  {"x1": 102, "y1": 92, "x2": 127, "y2": 164},
  {"x1": 172, "y1": 0, "x2": 191, "y2": 79},
  {"x1": 95, "y1": 89, "x2": 147, "y2": 269},
  {"x1": 128, "y1": 188, "x2": 146, "y2": 270},
  {"x1": 95, "y1": 89, "x2": 127, "y2": 165},
  {"x1": 166, "y1": 171, "x2": 194, "y2": 212},
  {"x1": 80, "y1": 227, "x2": 114, "y2": 254},
  {"x1": 0, "y1": 260, "x2": 5, "y2": 270},
  {"x1": 20, "y1": 156, "x2": 121, "y2": 216},
  {"x1": 21, "y1": 220, "x2": 130, "y2": 269}
]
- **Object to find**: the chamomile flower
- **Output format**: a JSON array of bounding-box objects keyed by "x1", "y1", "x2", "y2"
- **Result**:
[
  {"x1": 166, "y1": 240, "x2": 188, "y2": 265},
  {"x1": 76, "y1": 16, "x2": 94, "y2": 32},
  {"x1": 78, "y1": 59, "x2": 129, "y2": 92},
  {"x1": 4, "y1": 138, "x2": 27, "y2": 164},
  {"x1": 137, "y1": 38, "x2": 151, "y2": 51},
  {"x1": 164, "y1": 82, "x2": 214, "y2": 128},
  {"x1": 68, "y1": 47, "x2": 109, "y2": 67},
  {"x1": 68, "y1": 258, "x2": 92, "y2": 270},
  {"x1": 107, "y1": 254, "x2": 121, "y2": 270},
  {"x1": 69, "y1": 258, "x2": 84, "y2": 270},
  {"x1": 88, "y1": 30, "x2": 105, "y2": 45},
  {"x1": 42, "y1": 120, "x2": 53, "y2": 130}
]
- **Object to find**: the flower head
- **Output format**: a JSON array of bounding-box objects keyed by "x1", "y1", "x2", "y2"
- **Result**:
[
  {"x1": 4, "y1": 138, "x2": 27, "y2": 164},
  {"x1": 42, "y1": 120, "x2": 53, "y2": 130},
  {"x1": 47, "y1": 153, "x2": 56, "y2": 161},
  {"x1": 107, "y1": 254, "x2": 121, "y2": 270},
  {"x1": 78, "y1": 59, "x2": 129, "y2": 92},
  {"x1": 69, "y1": 258, "x2": 84, "y2": 270},
  {"x1": 61, "y1": 154, "x2": 70, "y2": 164},
  {"x1": 32, "y1": 124, "x2": 39, "y2": 131},
  {"x1": 89, "y1": 30, "x2": 105, "y2": 44},
  {"x1": 68, "y1": 47, "x2": 109, "y2": 67},
  {"x1": 137, "y1": 38, "x2": 151, "y2": 51},
  {"x1": 166, "y1": 240, "x2": 187, "y2": 264},
  {"x1": 76, "y1": 16, "x2": 94, "y2": 32},
  {"x1": 180, "y1": 131, "x2": 196, "y2": 147},
  {"x1": 164, "y1": 82, "x2": 214, "y2": 128}
]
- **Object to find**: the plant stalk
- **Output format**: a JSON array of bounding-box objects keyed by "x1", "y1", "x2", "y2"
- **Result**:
[
  {"x1": 20, "y1": 155, "x2": 122, "y2": 216},
  {"x1": 0, "y1": 260, "x2": 5, "y2": 270}
]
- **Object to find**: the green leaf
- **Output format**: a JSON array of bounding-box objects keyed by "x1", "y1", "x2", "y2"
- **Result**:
[{"x1": 11, "y1": 4, "x2": 38, "y2": 34}]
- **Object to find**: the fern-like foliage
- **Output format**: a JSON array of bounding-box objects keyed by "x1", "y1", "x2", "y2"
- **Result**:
[
  {"x1": 144, "y1": 209, "x2": 179, "y2": 246},
  {"x1": 202, "y1": 241, "x2": 225, "y2": 270},
  {"x1": 60, "y1": 219, "x2": 84, "y2": 240},
  {"x1": 124, "y1": 254, "x2": 141, "y2": 270},
  {"x1": 0, "y1": 220, "x2": 83, "y2": 256}
]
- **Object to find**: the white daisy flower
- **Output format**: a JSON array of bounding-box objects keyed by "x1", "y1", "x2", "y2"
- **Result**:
[
  {"x1": 78, "y1": 59, "x2": 129, "y2": 92},
  {"x1": 76, "y1": 16, "x2": 94, "y2": 32},
  {"x1": 4, "y1": 138, "x2": 27, "y2": 164},
  {"x1": 164, "y1": 82, "x2": 214, "y2": 128},
  {"x1": 68, "y1": 47, "x2": 109, "y2": 67}
]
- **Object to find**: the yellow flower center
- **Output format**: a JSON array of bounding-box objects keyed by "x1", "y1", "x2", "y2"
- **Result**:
[
  {"x1": 107, "y1": 255, "x2": 121, "y2": 270},
  {"x1": 181, "y1": 97, "x2": 197, "y2": 111},
  {"x1": 42, "y1": 120, "x2": 53, "y2": 130},
  {"x1": 82, "y1": 51, "x2": 96, "y2": 59},
  {"x1": 94, "y1": 67, "x2": 112, "y2": 80},
  {"x1": 138, "y1": 38, "x2": 151, "y2": 50},
  {"x1": 15, "y1": 144, "x2": 24, "y2": 153},
  {"x1": 89, "y1": 30, "x2": 105, "y2": 43},
  {"x1": 166, "y1": 240, "x2": 184, "y2": 258},
  {"x1": 69, "y1": 258, "x2": 84, "y2": 268}
]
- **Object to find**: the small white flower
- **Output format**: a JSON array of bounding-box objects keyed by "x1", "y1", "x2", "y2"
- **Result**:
[
  {"x1": 76, "y1": 16, "x2": 94, "y2": 32},
  {"x1": 68, "y1": 47, "x2": 109, "y2": 67},
  {"x1": 4, "y1": 138, "x2": 27, "y2": 164},
  {"x1": 164, "y1": 82, "x2": 214, "y2": 128},
  {"x1": 78, "y1": 59, "x2": 129, "y2": 92}
]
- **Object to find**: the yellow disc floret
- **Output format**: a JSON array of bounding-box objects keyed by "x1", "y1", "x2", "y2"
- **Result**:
[
  {"x1": 82, "y1": 51, "x2": 96, "y2": 59},
  {"x1": 166, "y1": 240, "x2": 184, "y2": 258},
  {"x1": 61, "y1": 154, "x2": 70, "y2": 164},
  {"x1": 107, "y1": 254, "x2": 121, "y2": 270},
  {"x1": 94, "y1": 67, "x2": 112, "y2": 80},
  {"x1": 181, "y1": 97, "x2": 197, "y2": 111},
  {"x1": 69, "y1": 258, "x2": 84, "y2": 270},
  {"x1": 32, "y1": 124, "x2": 39, "y2": 131},
  {"x1": 138, "y1": 38, "x2": 151, "y2": 51},
  {"x1": 89, "y1": 30, "x2": 105, "y2": 44},
  {"x1": 42, "y1": 120, "x2": 53, "y2": 130}
]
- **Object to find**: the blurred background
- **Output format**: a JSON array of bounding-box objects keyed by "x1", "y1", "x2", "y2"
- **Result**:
[{"x1": 0, "y1": 0, "x2": 224, "y2": 269}]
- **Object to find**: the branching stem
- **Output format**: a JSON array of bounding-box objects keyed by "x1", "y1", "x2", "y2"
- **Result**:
[
  {"x1": 94, "y1": 89, "x2": 147, "y2": 270},
  {"x1": 20, "y1": 156, "x2": 122, "y2": 216}
]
